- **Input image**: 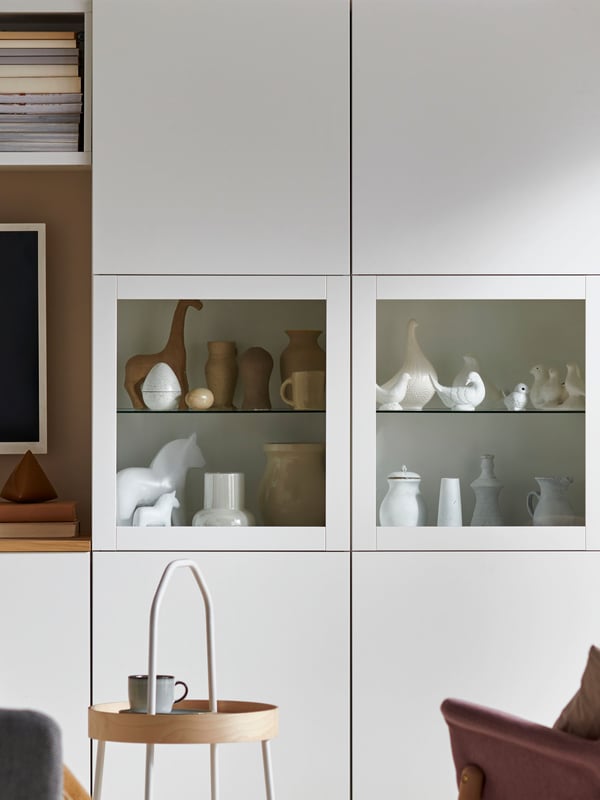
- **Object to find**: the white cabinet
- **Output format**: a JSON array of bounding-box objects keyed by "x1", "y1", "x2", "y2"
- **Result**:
[
  {"x1": 92, "y1": 0, "x2": 349, "y2": 276},
  {"x1": 352, "y1": 0, "x2": 600, "y2": 275},
  {"x1": 353, "y1": 551, "x2": 600, "y2": 800},
  {"x1": 92, "y1": 551, "x2": 350, "y2": 800},
  {"x1": 0, "y1": 553, "x2": 90, "y2": 789},
  {"x1": 353, "y1": 274, "x2": 593, "y2": 551},
  {"x1": 93, "y1": 274, "x2": 350, "y2": 551}
]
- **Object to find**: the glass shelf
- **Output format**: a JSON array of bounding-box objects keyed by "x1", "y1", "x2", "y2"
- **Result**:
[
  {"x1": 117, "y1": 408, "x2": 326, "y2": 414},
  {"x1": 376, "y1": 409, "x2": 584, "y2": 414}
]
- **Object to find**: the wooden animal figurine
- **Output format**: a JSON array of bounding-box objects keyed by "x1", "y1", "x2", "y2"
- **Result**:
[
  {"x1": 132, "y1": 491, "x2": 180, "y2": 527},
  {"x1": 116, "y1": 433, "x2": 205, "y2": 525},
  {"x1": 124, "y1": 299, "x2": 203, "y2": 409}
]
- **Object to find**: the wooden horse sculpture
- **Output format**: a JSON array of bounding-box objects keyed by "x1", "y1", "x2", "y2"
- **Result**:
[{"x1": 124, "y1": 299, "x2": 203, "y2": 409}]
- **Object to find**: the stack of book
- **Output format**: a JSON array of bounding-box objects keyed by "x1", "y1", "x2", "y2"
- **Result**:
[
  {"x1": 0, "y1": 499, "x2": 79, "y2": 538},
  {"x1": 0, "y1": 29, "x2": 83, "y2": 152}
]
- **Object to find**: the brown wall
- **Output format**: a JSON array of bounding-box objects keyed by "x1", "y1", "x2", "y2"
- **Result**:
[{"x1": 0, "y1": 170, "x2": 92, "y2": 532}]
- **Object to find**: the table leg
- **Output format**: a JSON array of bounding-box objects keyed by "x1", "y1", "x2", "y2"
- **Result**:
[
  {"x1": 262, "y1": 740, "x2": 275, "y2": 800},
  {"x1": 92, "y1": 740, "x2": 106, "y2": 800},
  {"x1": 210, "y1": 742, "x2": 219, "y2": 800},
  {"x1": 144, "y1": 743, "x2": 155, "y2": 800}
]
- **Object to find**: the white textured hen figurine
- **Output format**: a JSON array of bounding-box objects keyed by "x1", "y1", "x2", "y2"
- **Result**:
[{"x1": 430, "y1": 371, "x2": 485, "y2": 411}]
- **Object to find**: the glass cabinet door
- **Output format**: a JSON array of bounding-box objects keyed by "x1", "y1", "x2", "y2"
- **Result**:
[
  {"x1": 93, "y1": 274, "x2": 349, "y2": 551},
  {"x1": 353, "y1": 275, "x2": 587, "y2": 551}
]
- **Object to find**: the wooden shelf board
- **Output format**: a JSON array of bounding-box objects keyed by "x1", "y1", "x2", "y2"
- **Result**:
[{"x1": 0, "y1": 536, "x2": 91, "y2": 552}]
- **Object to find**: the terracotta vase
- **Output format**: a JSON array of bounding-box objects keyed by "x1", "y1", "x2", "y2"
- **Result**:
[
  {"x1": 204, "y1": 341, "x2": 238, "y2": 409},
  {"x1": 258, "y1": 443, "x2": 326, "y2": 526},
  {"x1": 279, "y1": 330, "x2": 326, "y2": 384},
  {"x1": 239, "y1": 346, "x2": 273, "y2": 410}
]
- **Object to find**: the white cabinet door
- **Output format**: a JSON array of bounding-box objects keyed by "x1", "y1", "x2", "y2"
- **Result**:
[
  {"x1": 93, "y1": 0, "x2": 349, "y2": 276},
  {"x1": 353, "y1": 0, "x2": 600, "y2": 275},
  {"x1": 353, "y1": 551, "x2": 600, "y2": 800},
  {"x1": 93, "y1": 274, "x2": 350, "y2": 552},
  {"x1": 353, "y1": 274, "x2": 587, "y2": 550},
  {"x1": 0, "y1": 553, "x2": 90, "y2": 790},
  {"x1": 93, "y1": 551, "x2": 350, "y2": 800}
]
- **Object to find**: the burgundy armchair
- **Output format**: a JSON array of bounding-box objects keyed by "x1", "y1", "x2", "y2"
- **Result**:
[{"x1": 441, "y1": 697, "x2": 600, "y2": 800}]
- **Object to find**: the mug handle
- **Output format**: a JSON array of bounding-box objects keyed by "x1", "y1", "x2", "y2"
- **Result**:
[
  {"x1": 280, "y1": 378, "x2": 295, "y2": 407},
  {"x1": 526, "y1": 491, "x2": 539, "y2": 519},
  {"x1": 174, "y1": 680, "x2": 189, "y2": 704}
]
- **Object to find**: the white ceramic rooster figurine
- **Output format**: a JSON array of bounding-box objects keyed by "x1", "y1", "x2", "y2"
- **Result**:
[
  {"x1": 430, "y1": 371, "x2": 485, "y2": 411},
  {"x1": 502, "y1": 383, "x2": 529, "y2": 411},
  {"x1": 376, "y1": 371, "x2": 412, "y2": 410}
]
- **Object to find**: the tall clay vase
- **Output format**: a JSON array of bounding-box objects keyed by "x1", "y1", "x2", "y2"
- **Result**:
[
  {"x1": 204, "y1": 341, "x2": 238, "y2": 409},
  {"x1": 470, "y1": 454, "x2": 503, "y2": 526},
  {"x1": 399, "y1": 318, "x2": 438, "y2": 410},
  {"x1": 259, "y1": 443, "x2": 326, "y2": 526},
  {"x1": 239, "y1": 346, "x2": 273, "y2": 409},
  {"x1": 279, "y1": 330, "x2": 326, "y2": 384}
]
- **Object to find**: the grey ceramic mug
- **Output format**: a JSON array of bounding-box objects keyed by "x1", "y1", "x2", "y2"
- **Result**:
[{"x1": 128, "y1": 674, "x2": 188, "y2": 713}]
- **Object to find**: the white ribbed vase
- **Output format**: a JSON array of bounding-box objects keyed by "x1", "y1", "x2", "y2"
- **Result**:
[{"x1": 192, "y1": 473, "x2": 254, "y2": 526}]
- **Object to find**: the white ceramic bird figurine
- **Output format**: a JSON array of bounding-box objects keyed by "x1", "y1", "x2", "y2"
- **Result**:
[
  {"x1": 529, "y1": 364, "x2": 549, "y2": 409},
  {"x1": 542, "y1": 367, "x2": 568, "y2": 408},
  {"x1": 376, "y1": 371, "x2": 412, "y2": 410},
  {"x1": 452, "y1": 355, "x2": 480, "y2": 387},
  {"x1": 430, "y1": 371, "x2": 485, "y2": 411},
  {"x1": 453, "y1": 354, "x2": 502, "y2": 410},
  {"x1": 502, "y1": 383, "x2": 529, "y2": 411},
  {"x1": 565, "y1": 362, "x2": 585, "y2": 398}
]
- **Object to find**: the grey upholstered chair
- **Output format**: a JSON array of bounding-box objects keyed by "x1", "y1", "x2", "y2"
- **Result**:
[
  {"x1": 0, "y1": 707, "x2": 63, "y2": 799},
  {"x1": 441, "y1": 697, "x2": 600, "y2": 800}
]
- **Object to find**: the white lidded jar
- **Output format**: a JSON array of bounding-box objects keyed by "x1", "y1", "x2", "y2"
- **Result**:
[{"x1": 379, "y1": 465, "x2": 427, "y2": 526}]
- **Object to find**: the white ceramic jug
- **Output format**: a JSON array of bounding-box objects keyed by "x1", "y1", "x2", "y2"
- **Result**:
[
  {"x1": 379, "y1": 465, "x2": 427, "y2": 526},
  {"x1": 526, "y1": 476, "x2": 577, "y2": 526}
]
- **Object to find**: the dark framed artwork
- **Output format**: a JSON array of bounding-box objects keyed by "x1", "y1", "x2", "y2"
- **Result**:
[{"x1": 0, "y1": 223, "x2": 47, "y2": 453}]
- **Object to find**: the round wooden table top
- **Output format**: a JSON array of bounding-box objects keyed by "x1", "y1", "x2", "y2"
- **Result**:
[{"x1": 89, "y1": 699, "x2": 279, "y2": 745}]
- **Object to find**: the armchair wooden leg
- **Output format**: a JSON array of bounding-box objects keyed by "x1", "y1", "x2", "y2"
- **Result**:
[
  {"x1": 457, "y1": 765, "x2": 484, "y2": 800},
  {"x1": 63, "y1": 764, "x2": 91, "y2": 800}
]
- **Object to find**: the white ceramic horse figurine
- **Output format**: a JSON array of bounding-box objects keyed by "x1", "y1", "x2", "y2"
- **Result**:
[
  {"x1": 132, "y1": 491, "x2": 180, "y2": 527},
  {"x1": 116, "y1": 433, "x2": 206, "y2": 525}
]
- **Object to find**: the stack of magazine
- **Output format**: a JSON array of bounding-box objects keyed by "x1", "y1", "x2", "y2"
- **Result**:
[{"x1": 0, "y1": 28, "x2": 83, "y2": 152}]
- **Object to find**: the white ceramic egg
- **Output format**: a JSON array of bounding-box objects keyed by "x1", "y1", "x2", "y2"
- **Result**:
[{"x1": 141, "y1": 362, "x2": 181, "y2": 410}]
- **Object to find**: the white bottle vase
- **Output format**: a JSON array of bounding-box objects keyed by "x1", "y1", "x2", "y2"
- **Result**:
[
  {"x1": 192, "y1": 473, "x2": 254, "y2": 526},
  {"x1": 437, "y1": 478, "x2": 462, "y2": 526},
  {"x1": 470, "y1": 454, "x2": 503, "y2": 526},
  {"x1": 399, "y1": 319, "x2": 438, "y2": 411}
]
